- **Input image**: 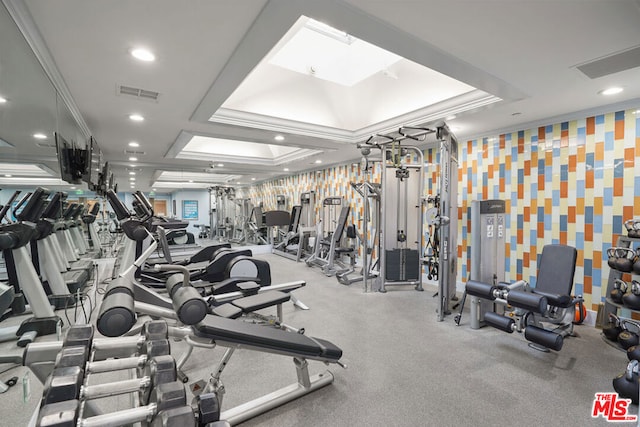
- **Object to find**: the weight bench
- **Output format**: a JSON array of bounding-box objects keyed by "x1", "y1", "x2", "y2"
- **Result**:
[
  {"x1": 96, "y1": 288, "x2": 344, "y2": 425},
  {"x1": 465, "y1": 244, "x2": 581, "y2": 351}
]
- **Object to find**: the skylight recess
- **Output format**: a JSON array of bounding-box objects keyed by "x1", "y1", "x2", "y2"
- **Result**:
[{"x1": 269, "y1": 18, "x2": 402, "y2": 87}]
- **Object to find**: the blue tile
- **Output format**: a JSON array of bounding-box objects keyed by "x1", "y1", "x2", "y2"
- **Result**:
[
  {"x1": 552, "y1": 189, "x2": 560, "y2": 206},
  {"x1": 585, "y1": 206, "x2": 594, "y2": 224},
  {"x1": 604, "y1": 187, "x2": 613, "y2": 205},
  {"x1": 613, "y1": 215, "x2": 623, "y2": 234},
  {"x1": 575, "y1": 232, "x2": 584, "y2": 249},
  {"x1": 577, "y1": 180, "x2": 585, "y2": 198},
  {"x1": 594, "y1": 215, "x2": 602, "y2": 233},
  {"x1": 560, "y1": 215, "x2": 567, "y2": 232},
  {"x1": 584, "y1": 258, "x2": 592, "y2": 276},
  {"x1": 561, "y1": 122, "x2": 569, "y2": 131},
  {"x1": 595, "y1": 114, "x2": 605, "y2": 125},
  {"x1": 518, "y1": 169, "x2": 524, "y2": 184},
  {"x1": 560, "y1": 164, "x2": 568, "y2": 181},
  {"x1": 614, "y1": 158, "x2": 624, "y2": 178},
  {"x1": 605, "y1": 131, "x2": 614, "y2": 151},
  {"x1": 615, "y1": 111, "x2": 625, "y2": 121},
  {"x1": 586, "y1": 152, "x2": 595, "y2": 168},
  {"x1": 517, "y1": 214, "x2": 524, "y2": 229}
]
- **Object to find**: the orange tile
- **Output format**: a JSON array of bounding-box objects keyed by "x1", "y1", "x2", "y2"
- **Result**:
[
  {"x1": 577, "y1": 145, "x2": 586, "y2": 163},
  {"x1": 614, "y1": 177, "x2": 624, "y2": 197},
  {"x1": 594, "y1": 197, "x2": 603, "y2": 216},
  {"x1": 586, "y1": 170, "x2": 594, "y2": 189},
  {"x1": 523, "y1": 252, "x2": 530, "y2": 267},
  {"x1": 585, "y1": 223, "x2": 593, "y2": 241},
  {"x1": 615, "y1": 119, "x2": 625, "y2": 140},
  {"x1": 518, "y1": 183, "x2": 523, "y2": 199},
  {"x1": 577, "y1": 198, "x2": 585, "y2": 214},
  {"x1": 586, "y1": 116, "x2": 595, "y2": 135},
  {"x1": 593, "y1": 250, "x2": 602, "y2": 269},
  {"x1": 500, "y1": 134, "x2": 506, "y2": 150},
  {"x1": 538, "y1": 174, "x2": 545, "y2": 190},
  {"x1": 624, "y1": 205, "x2": 634, "y2": 222},
  {"x1": 584, "y1": 276, "x2": 592, "y2": 294},
  {"x1": 517, "y1": 229, "x2": 523, "y2": 244},
  {"x1": 537, "y1": 224, "x2": 544, "y2": 238},
  {"x1": 625, "y1": 147, "x2": 635, "y2": 163},
  {"x1": 505, "y1": 156, "x2": 511, "y2": 170},
  {"x1": 499, "y1": 178, "x2": 505, "y2": 193},
  {"x1": 560, "y1": 181, "x2": 568, "y2": 198},
  {"x1": 568, "y1": 155, "x2": 576, "y2": 172},
  {"x1": 545, "y1": 150, "x2": 552, "y2": 164},
  {"x1": 568, "y1": 206, "x2": 576, "y2": 223},
  {"x1": 560, "y1": 231, "x2": 567, "y2": 245},
  {"x1": 545, "y1": 198, "x2": 552, "y2": 214},
  {"x1": 576, "y1": 249, "x2": 584, "y2": 267},
  {"x1": 488, "y1": 164, "x2": 494, "y2": 179},
  {"x1": 524, "y1": 206, "x2": 530, "y2": 222},
  {"x1": 595, "y1": 141, "x2": 604, "y2": 161},
  {"x1": 524, "y1": 160, "x2": 531, "y2": 175},
  {"x1": 561, "y1": 129, "x2": 569, "y2": 147},
  {"x1": 538, "y1": 126, "x2": 546, "y2": 142}
]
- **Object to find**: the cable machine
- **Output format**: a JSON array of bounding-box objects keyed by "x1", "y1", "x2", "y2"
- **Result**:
[{"x1": 358, "y1": 122, "x2": 458, "y2": 320}]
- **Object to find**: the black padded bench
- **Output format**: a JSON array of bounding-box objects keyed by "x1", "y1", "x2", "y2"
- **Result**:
[
  {"x1": 193, "y1": 314, "x2": 342, "y2": 362},
  {"x1": 211, "y1": 291, "x2": 290, "y2": 319}
]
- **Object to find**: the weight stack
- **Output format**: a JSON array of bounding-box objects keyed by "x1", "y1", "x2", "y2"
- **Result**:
[{"x1": 385, "y1": 248, "x2": 419, "y2": 281}]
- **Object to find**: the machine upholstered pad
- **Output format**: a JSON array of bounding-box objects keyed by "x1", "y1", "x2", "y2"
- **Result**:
[
  {"x1": 193, "y1": 315, "x2": 342, "y2": 360},
  {"x1": 232, "y1": 291, "x2": 290, "y2": 312}
]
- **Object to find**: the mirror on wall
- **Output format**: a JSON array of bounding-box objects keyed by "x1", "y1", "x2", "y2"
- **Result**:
[{"x1": 0, "y1": 1, "x2": 89, "y2": 192}]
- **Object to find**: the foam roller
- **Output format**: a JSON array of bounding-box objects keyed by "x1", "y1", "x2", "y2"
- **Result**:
[
  {"x1": 97, "y1": 292, "x2": 135, "y2": 337},
  {"x1": 165, "y1": 274, "x2": 185, "y2": 298},
  {"x1": 172, "y1": 286, "x2": 207, "y2": 325},
  {"x1": 525, "y1": 326, "x2": 563, "y2": 351},
  {"x1": 506, "y1": 290, "x2": 548, "y2": 313},
  {"x1": 484, "y1": 312, "x2": 515, "y2": 333},
  {"x1": 104, "y1": 277, "x2": 134, "y2": 297},
  {"x1": 465, "y1": 280, "x2": 497, "y2": 300}
]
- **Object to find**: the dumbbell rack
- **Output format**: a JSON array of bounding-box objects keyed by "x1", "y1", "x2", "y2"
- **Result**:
[{"x1": 603, "y1": 234, "x2": 640, "y2": 351}]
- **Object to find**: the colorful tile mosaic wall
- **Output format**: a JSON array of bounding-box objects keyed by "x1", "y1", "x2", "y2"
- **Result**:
[{"x1": 248, "y1": 107, "x2": 640, "y2": 311}]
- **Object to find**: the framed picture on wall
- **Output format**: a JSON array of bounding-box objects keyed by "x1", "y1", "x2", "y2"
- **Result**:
[{"x1": 182, "y1": 200, "x2": 198, "y2": 220}]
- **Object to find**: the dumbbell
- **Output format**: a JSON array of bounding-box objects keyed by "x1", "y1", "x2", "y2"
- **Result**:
[
  {"x1": 42, "y1": 355, "x2": 177, "y2": 407},
  {"x1": 38, "y1": 381, "x2": 194, "y2": 427}
]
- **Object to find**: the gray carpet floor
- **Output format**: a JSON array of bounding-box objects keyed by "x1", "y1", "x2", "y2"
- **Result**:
[{"x1": 0, "y1": 251, "x2": 631, "y2": 426}]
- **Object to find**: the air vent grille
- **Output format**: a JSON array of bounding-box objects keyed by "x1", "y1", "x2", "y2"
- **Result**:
[
  {"x1": 576, "y1": 45, "x2": 640, "y2": 79},
  {"x1": 117, "y1": 85, "x2": 160, "y2": 101},
  {"x1": 36, "y1": 142, "x2": 56, "y2": 148},
  {"x1": 124, "y1": 150, "x2": 146, "y2": 155}
]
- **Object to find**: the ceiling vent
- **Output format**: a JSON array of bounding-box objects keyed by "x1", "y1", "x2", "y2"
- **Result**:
[
  {"x1": 576, "y1": 45, "x2": 640, "y2": 79},
  {"x1": 117, "y1": 84, "x2": 160, "y2": 101},
  {"x1": 124, "y1": 149, "x2": 146, "y2": 155},
  {"x1": 36, "y1": 141, "x2": 56, "y2": 148}
]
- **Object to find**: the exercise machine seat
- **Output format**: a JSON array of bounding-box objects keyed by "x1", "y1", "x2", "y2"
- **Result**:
[
  {"x1": 532, "y1": 244, "x2": 577, "y2": 307},
  {"x1": 231, "y1": 291, "x2": 290, "y2": 313}
]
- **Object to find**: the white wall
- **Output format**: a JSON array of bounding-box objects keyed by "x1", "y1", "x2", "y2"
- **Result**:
[{"x1": 170, "y1": 189, "x2": 210, "y2": 236}]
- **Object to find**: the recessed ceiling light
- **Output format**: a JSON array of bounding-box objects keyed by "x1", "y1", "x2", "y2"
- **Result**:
[
  {"x1": 152, "y1": 188, "x2": 156, "y2": 191},
  {"x1": 189, "y1": 180, "x2": 193, "y2": 183},
  {"x1": 314, "y1": 159, "x2": 322, "y2": 164},
  {"x1": 129, "y1": 171, "x2": 135, "y2": 176},
  {"x1": 131, "y1": 48, "x2": 155, "y2": 62},
  {"x1": 283, "y1": 168, "x2": 289, "y2": 172},
  {"x1": 600, "y1": 87, "x2": 623, "y2": 96},
  {"x1": 4, "y1": 174, "x2": 11, "y2": 177},
  {"x1": 128, "y1": 141, "x2": 140, "y2": 147},
  {"x1": 274, "y1": 135, "x2": 285, "y2": 141},
  {"x1": 129, "y1": 114, "x2": 144, "y2": 122},
  {"x1": 129, "y1": 157, "x2": 138, "y2": 161},
  {"x1": 251, "y1": 177, "x2": 256, "y2": 181},
  {"x1": 0, "y1": 96, "x2": 7, "y2": 103},
  {"x1": 445, "y1": 115, "x2": 457, "y2": 120},
  {"x1": 217, "y1": 163, "x2": 224, "y2": 167},
  {"x1": 70, "y1": 186, "x2": 76, "y2": 190},
  {"x1": 129, "y1": 177, "x2": 135, "y2": 181},
  {"x1": 33, "y1": 133, "x2": 47, "y2": 139}
]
